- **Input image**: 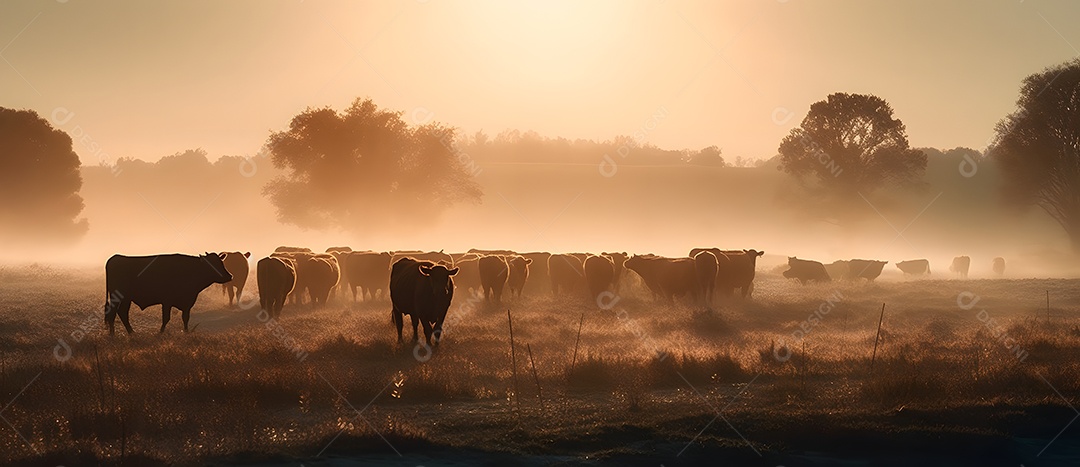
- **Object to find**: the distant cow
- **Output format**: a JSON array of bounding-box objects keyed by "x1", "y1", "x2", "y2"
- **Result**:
[
  {"x1": 624, "y1": 255, "x2": 699, "y2": 302},
  {"x1": 390, "y1": 258, "x2": 459, "y2": 347},
  {"x1": 345, "y1": 251, "x2": 392, "y2": 301},
  {"x1": 825, "y1": 259, "x2": 887, "y2": 281},
  {"x1": 583, "y1": 255, "x2": 615, "y2": 303},
  {"x1": 689, "y1": 248, "x2": 765, "y2": 298},
  {"x1": 506, "y1": 255, "x2": 532, "y2": 298},
  {"x1": 103, "y1": 253, "x2": 233, "y2": 334},
  {"x1": 694, "y1": 250, "x2": 718, "y2": 309},
  {"x1": 992, "y1": 257, "x2": 1006, "y2": 276},
  {"x1": 391, "y1": 250, "x2": 454, "y2": 267},
  {"x1": 549, "y1": 254, "x2": 586, "y2": 296},
  {"x1": 896, "y1": 259, "x2": 931, "y2": 276},
  {"x1": 602, "y1": 252, "x2": 628, "y2": 292},
  {"x1": 521, "y1": 252, "x2": 552, "y2": 295},
  {"x1": 478, "y1": 255, "x2": 510, "y2": 303},
  {"x1": 824, "y1": 260, "x2": 849, "y2": 282},
  {"x1": 451, "y1": 255, "x2": 482, "y2": 297},
  {"x1": 220, "y1": 251, "x2": 251, "y2": 307},
  {"x1": 950, "y1": 256, "x2": 970, "y2": 279},
  {"x1": 274, "y1": 246, "x2": 311, "y2": 253},
  {"x1": 849, "y1": 259, "x2": 887, "y2": 281},
  {"x1": 326, "y1": 247, "x2": 353, "y2": 298},
  {"x1": 783, "y1": 257, "x2": 831, "y2": 284},
  {"x1": 257, "y1": 256, "x2": 296, "y2": 318},
  {"x1": 303, "y1": 255, "x2": 340, "y2": 306},
  {"x1": 468, "y1": 249, "x2": 517, "y2": 256}
]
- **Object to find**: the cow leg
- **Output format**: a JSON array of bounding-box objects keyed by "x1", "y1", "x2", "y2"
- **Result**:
[
  {"x1": 393, "y1": 309, "x2": 404, "y2": 343},
  {"x1": 182, "y1": 307, "x2": 191, "y2": 332},
  {"x1": 421, "y1": 320, "x2": 435, "y2": 347},
  {"x1": 117, "y1": 298, "x2": 135, "y2": 334},
  {"x1": 226, "y1": 286, "x2": 235, "y2": 307},
  {"x1": 160, "y1": 304, "x2": 172, "y2": 333},
  {"x1": 104, "y1": 300, "x2": 117, "y2": 336},
  {"x1": 410, "y1": 315, "x2": 420, "y2": 343},
  {"x1": 432, "y1": 320, "x2": 444, "y2": 346},
  {"x1": 236, "y1": 285, "x2": 245, "y2": 306}
]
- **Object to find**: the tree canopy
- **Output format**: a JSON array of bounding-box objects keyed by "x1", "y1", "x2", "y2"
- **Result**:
[
  {"x1": 263, "y1": 98, "x2": 483, "y2": 231},
  {"x1": 778, "y1": 93, "x2": 926, "y2": 196},
  {"x1": 992, "y1": 59, "x2": 1080, "y2": 252},
  {"x1": 0, "y1": 107, "x2": 87, "y2": 243}
]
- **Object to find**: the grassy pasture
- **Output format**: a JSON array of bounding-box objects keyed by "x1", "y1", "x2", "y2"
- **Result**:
[{"x1": 1, "y1": 264, "x2": 1079, "y2": 465}]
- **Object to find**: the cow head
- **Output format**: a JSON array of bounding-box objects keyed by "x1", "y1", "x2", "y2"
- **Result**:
[
  {"x1": 419, "y1": 264, "x2": 459, "y2": 303},
  {"x1": 204, "y1": 252, "x2": 234, "y2": 284}
]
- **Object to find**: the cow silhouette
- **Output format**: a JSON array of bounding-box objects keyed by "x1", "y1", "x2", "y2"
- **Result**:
[
  {"x1": 220, "y1": 251, "x2": 250, "y2": 307},
  {"x1": 104, "y1": 253, "x2": 233, "y2": 334}
]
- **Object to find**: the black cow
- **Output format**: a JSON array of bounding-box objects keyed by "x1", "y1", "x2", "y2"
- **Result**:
[
  {"x1": 390, "y1": 258, "x2": 459, "y2": 347},
  {"x1": 103, "y1": 253, "x2": 233, "y2": 334}
]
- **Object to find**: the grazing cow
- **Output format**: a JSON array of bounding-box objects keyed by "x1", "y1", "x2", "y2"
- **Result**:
[
  {"x1": 782, "y1": 257, "x2": 831, "y2": 284},
  {"x1": 521, "y1": 252, "x2": 552, "y2": 296},
  {"x1": 274, "y1": 246, "x2": 311, "y2": 253},
  {"x1": 950, "y1": 256, "x2": 971, "y2": 279},
  {"x1": 548, "y1": 253, "x2": 586, "y2": 296},
  {"x1": 390, "y1": 258, "x2": 459, "y2": 347},
  {"x1": 694, "y1": 251, "x2": 718, "y2": 309},
  {"x1": 103, "y1": 253, "x2": 233, "y2": 334},
  {"x1": 257, "y1": 256, "x2": 296, "y2": 318},
  {"x1": 602, "y1": 252, "x2": 628, "y2": 292},
  {"x1": 624, "y1": 255, "x2": 699, "y2": 302},
  {"x1": 583, "y1": 255, "x2": 616, "y2": 303},
  {"x1": 689, "y1": 248, "x2": 764, "y2": 298},
  {"x1": 896, "y1": 259, "x2": 931, "y2": 276},
  {"x1": 220, "y1": 251, "x2": 251, "y2": 307},
  {"x1": 992, "y1": 257, "x2": 1006, "y2": 276},
  {"x1": 507, "y1": 255, "x2": 532, "y2": 298},
  {"x1": 478, "y1": 255, "x2": 510, "y2": 303},
  {"x1": 303, "y1": 255, "x2": 340, "y2": 306},
  {"x1": 345, "y1": 251, "x2": 392, "y2": 301}
]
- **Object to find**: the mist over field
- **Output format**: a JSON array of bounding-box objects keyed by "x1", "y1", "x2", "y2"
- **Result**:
[{"x1": 3, "y1": 1, "x2": 1080, "y2": 466}]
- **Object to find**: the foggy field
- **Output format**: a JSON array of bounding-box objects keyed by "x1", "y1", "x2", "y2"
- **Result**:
[{"x1": 3, "y1": 265, "x2": 1080, "y2": 465}]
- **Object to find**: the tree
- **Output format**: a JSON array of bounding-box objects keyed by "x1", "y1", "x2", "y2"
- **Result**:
[
  {"x1": 992, "y1": 59, "x2": 1080, "y2": 252},
  {"x1": 0, "y1": 107, "x2": 87, "y2": 243},
  {"x1": 778, "y1": 93, "x2": 926, "y2": 202},
  {"x1": 688, "y1": 145, "x2": 725, "y2": 166},
  {"x1": 263, "y1": 98, "x2": 482, "y2": 231}
]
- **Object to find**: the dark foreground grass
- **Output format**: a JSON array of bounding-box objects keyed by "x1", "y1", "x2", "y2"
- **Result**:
[{"x1": 1, "y1": 265, "x2": 1080, "y2": 465}]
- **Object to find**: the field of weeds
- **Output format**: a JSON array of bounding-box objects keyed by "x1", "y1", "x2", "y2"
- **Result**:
[{"x1": 1, "y1": 264, "x2": 1080, "y2": 465}]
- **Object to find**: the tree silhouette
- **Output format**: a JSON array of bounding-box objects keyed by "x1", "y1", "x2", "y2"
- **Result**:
[
  {"x1": 0, "y1": 107, "x2": 87, "y2": 243},
  {"x1": 992, "y1": 59, "x2": 1080, "y2": 252},
  {"x1": 778, "y1": 93, "x2": 926, "y2": 200},
  {"x1": 263, "y1": 98, "x2": 482, "y2": 230}
]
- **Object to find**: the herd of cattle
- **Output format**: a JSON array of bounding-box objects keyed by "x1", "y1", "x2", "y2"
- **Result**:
[
  {"x1": 782, "y1": 255, "x2": 1006, "y2": 284},
  {"x1": 100, "y1": 248, "x2": 1008, "y2": 344}
]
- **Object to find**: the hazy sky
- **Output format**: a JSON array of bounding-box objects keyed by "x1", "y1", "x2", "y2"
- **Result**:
[{"x1": 2, "y1": 0, "x2": 1078, "y2": 166}]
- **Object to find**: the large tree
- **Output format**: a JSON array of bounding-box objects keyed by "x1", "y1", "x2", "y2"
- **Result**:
[
  {"x1": 264, "y1": 98, "x2": 482, "y2": 230},
  {"x1": 992, "y1": 59, "x2": 1080, "y2": 252},
  {"x1": 0, "y1": 107, "x2": 87, "y2": 243},
  {"x1": 778, "y1": 93, "x2": 927, "y2": 206}
]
